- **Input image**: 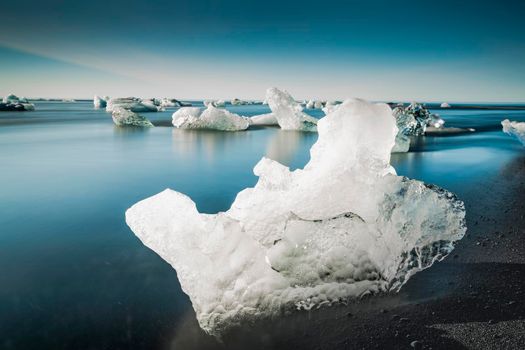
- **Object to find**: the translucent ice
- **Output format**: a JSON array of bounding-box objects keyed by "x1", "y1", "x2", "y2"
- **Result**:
[
  {"x1": 249, "y1": 113, "x2": 278, "y2": 126},
  {"x1": 264, "y1": 88, "x2": 318, "y2": 131},
  {"x1": 94, "y1": 95, "x2": 108, "y2": 108},
  {"x1": 111, "y1": 107, "x2": 154, "y2": 127},
  {"x1": 392, "y1": 102, "x2": 445, "y2": 152},
  {"x1": 172, "y1": 105, "x2": 249, "y2": 131},
  {"x1": 502, "y1": 119, "x2": 525, "y2": 146},
  {"x1": 126, "y1": 98, "x2": 466, "y2": 335}
]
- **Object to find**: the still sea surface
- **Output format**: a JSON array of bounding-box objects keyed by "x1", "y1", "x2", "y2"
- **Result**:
[{"x1": 1, "y1": 101, "x2": 524, "y2": 349}]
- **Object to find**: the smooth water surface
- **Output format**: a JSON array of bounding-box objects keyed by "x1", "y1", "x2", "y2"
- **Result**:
[{"x1": 1, "y1": 101, "x2": 524, "y2": 349}]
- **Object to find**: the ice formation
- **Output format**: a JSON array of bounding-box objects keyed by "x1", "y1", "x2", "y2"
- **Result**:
[
  {"x1": 264, "y1": 88, "x2": 318, "y2": 131},
  {"x1": 111, "y1": 107, "x2": 154, "y2": 127},
  {"x1": 126, "y1": 98, "x2": 466, "y2": 335},
  {"x1": 249, "y1": 113, "x2": 278, "y2": 126},
  {"x1": 172, "y1": 106, "x2": 249, "y2": 131},
  {"x1": 440, "y1": 102, "x2": 451, "y2": 108},
  {"x1": 231, "y1": 98, "x2": 247, "y2": 106},
  {"x1": 94, "y1": 95, "x2": 108, "y2": 108},
  {"x1": 0, "y1": 94, "x2": 35, "y2": 111},
  {"x1": 204, "y1": 100, "x2": 226, "y2": 108},
  {"x1": 502, "y1": 119, "x2": 525, "y2": 146},
  {"x1": 391, "y1": 103, "x2": 445, "y2": 152},
  {"x1": 106, "y1": 98, "x2": 161, "y2": 113}
]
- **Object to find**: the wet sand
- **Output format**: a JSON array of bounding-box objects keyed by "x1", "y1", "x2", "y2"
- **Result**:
[{"x1": 168, "y1": 155, "x2": 525, "y2": 350}]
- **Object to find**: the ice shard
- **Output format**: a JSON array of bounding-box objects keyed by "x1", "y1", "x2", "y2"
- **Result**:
[
  {"x1": 126, "y1": 98, "x2": 466, "y2": 335},
  {"x1": 502, "y1": 119, "x2": 525, "y2": 146},
  {"x1": 264, "y1": 88, "x2": 318, "y2": 131},
  {"x1": 111, "y1": 107, "x2": 154, "y2": 127}
]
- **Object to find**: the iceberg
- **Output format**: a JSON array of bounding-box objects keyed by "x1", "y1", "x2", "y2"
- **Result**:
[
  {"x1": 264, "y1": 88, "x2": 318, "y2": 131},
  {"x1": 391, "y1": 103, "x2": 445, "y2": 152},
  {"x1": 502, "y1": 119, "x2": 525, "y2": 146},
  {"x1": 106, "y1": 98, "x2": 160, "y2": 113},
  {"x1": 231, "y1": 98, "x2": 247, "y2": 106},
  {"x1": 1, "y1": 94, "x2": 35, "y2": 111},
  {"x1": 204, "y1": 100, "x2": 226, "y2": 108},
  {"x1": 111, "y1": 107, "x2": 154, "y2": 127},
  {"x1": 249, "y1": 113, "x2": 278, "y2": 126},
  {"x1": 440, "y1": 102, "x2": 451, "y2": 108},
  {"x1": 172, "y1": 105, "x2": 250, "y2": 131},
  {"x1": 126, "y1": 98, "x2": 466, "y2": 335},
  {"x1": 94, "y1": 95, "x2": 108, "y2": 108}
]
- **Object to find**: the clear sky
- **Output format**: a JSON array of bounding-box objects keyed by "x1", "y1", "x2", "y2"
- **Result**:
[{"x1": 1, "y1": 0, "x2": 524, "y2": 101}]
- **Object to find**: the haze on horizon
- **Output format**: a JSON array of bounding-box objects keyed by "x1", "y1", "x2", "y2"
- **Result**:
[{"x1": 1, "y1": 0, "x2": 524, "y2": 102}]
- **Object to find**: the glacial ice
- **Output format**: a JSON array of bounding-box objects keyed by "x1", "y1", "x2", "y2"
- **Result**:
[
  {"x1": 0, "y1": 94, "x2": 35, "y2": 111},
  {"x1": 264, "y1": 88, "x2": 318, "y2": 131},
  {"x1": 392, "y1": 103, "x2": 445, "y2": 152},
  {"x1": 502, "y1": 119, "x2": 525, "y2": 146},
  {"x1": 126, "y1": 98, "x2": 466, "y2": 335},
  {"x1": 111, "y1": 107, "x2": 154, "y2": 127},
  {"x1": 106, "y1": 98, "x2": 160, "y2": 113},
  {"x1": 172, "y1": 105, "x2": 250, "y2": 131},
  {"x1": 94, "y1": 95, "x2": 108, "y2": 108},
  {"x1": 249, "y1": 113, "x2": 278, "y2": 126}
]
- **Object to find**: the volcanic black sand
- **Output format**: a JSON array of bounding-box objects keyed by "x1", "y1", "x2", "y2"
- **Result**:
[{"x1": 166, "y1": 155, "x2": 525, "y2": 350}]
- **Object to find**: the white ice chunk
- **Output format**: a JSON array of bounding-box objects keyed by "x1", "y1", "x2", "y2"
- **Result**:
[
  {"x1": 127, "y1": 98, "x2": 466, "y2": 335},
  {"x1": 106, "y1": 97, "x2": 160, "y2": 113},
  {"x1": 249, "y1": 113, "x2": 278, "y2": 126},
  {"x1": 172, "y1": 106, "x2": 249, "y2": 131},
  {"x1": 111, "y1": 107, "x2": 154, "y2": 127},
  {"x1": 502, "y1": 119, "x2": 525, "y2": 146},
  {"x1": 440, "y1": 102, "x2": 451, "y2": 108},
  {"x1": 1, "y1": 93, "x2": 35, "y2": 111},
  {"x1": 265, "y1": 88, "x2": 318, "y2": 131}
]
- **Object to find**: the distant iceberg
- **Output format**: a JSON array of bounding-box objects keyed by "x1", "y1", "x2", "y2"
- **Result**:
[
  {"x1": 204, "y1": 100, "x2": 226, "y2": 108},
  {"x1": 126, "y1": 98, "x2": 466, "y2": 335},
  {"x1": 261, "y1": 88, "x2": 318, "y2": 131},
  {"x1": 111, "y1": 107, "x2": 154, "y2": 127},
  {"x1": 172, "y1": 105, "x2": 250, "y2": 131},
  {"x1": 94, "y1": 95, "x2": 108, "y2": 108},
  {"x1": 502, "y1": 119, "x2": 525, "y2": 146},
  {"x1": 440, "y1": 102, "x2": 451, "y2": 108},
  {"x1": 391, "y1": 102, "x2": 445, "y2": 152},
  {"x1": 1, "y1": 94, "x2": 35, "y2": 111},
  {"x1": 106, "y1": 98, "x2": 161, "y2": 113}
]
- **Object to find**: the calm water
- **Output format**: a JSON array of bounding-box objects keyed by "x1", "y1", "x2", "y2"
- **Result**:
[{"x1": 1, "y1": 101, "x2": 524, "y2": 349}]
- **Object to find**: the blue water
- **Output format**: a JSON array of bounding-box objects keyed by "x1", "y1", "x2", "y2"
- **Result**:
[{"x1": 0, "y1": 101, "x2": 524, "y2": 349}]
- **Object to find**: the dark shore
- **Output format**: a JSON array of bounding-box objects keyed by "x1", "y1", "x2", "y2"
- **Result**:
[{"x1": 167, "y1": 155, "x2": 525, "y2": 350}]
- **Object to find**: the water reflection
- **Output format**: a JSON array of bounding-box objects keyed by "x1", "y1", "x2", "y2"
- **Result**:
[{"x1": 265, "y1": 130, "x2": 314, "y2": 165}]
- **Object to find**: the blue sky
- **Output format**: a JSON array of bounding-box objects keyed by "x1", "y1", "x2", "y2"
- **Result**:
[{"x1": 1, "y1": 0, "x2": 524, "y2": 101}]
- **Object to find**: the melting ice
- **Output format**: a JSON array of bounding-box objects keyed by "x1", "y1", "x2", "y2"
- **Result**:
[
  {"x1": 502, "y1": 119, "x2": 525, "y2": 146},
  {"x1": 126, "y1": 98, "x2": 466, "y2": 335}
]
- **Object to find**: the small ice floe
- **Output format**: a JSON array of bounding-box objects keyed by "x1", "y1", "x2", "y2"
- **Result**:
[
  {"x1": 392, "y1": 102, "x2": 445, "y2": 152},
  {"x1": 106, "y1": 98, "x2": 161, "y2": 113},
  {"x1": 502, "y1": 119, "x2": 525, "y2": 146},
  {"x1": 249, "y1": 113, "x2": 278, "y2": 126},
  {"x1": 159, "y1": 98, "x2": 192, "y2": 108},
  {"x1": 258, "y1": 87, "x2": 317, "y2": 131},
  {"x1": 440, "y1": 102, "x2": 451, "y2": 108},
  {"x1": 126, "y1": 98, "x2": 466, "y2": 335},
  {"x1": 94, "y1": 95, "x2": 109, "y2": 108},
  {"x1": 111, "y1": 107, "x2": 154, "y2": 127},
  {"x1": 203, "y1": 100, "x2": 226, "y2": 108},
  {"x1": 0, "y1": 94, "x2": 35, "y2": 111},
  {"x1": 231, "y1": 98, "x2": 247, "y2": 106},
  {"x1": 172, "y1": 105, "x2": 250, "y2": 131}
]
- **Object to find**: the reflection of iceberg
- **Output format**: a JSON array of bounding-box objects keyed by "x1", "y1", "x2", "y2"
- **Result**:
[
  {"x1": 172, "y1": 106, "x2": 249, "y2": 131},
  {"x1": 126, "y1": 98, "x2": 466, "y2": 335},
  {"x1": 1, "y1": 93, "x2": 35, "y2": 111},
  {"x1": 502, "y1": 119, "x2": 525, "y2": 146},
  {"x1": 112, "y1": 107, "x2": 154, "y2": 127},
  {"x1": 264, "y1": 88, "x2": 317, "y2": 131}
]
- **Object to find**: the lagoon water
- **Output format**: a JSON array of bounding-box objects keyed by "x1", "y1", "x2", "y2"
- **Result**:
[{"x1": 1, "y1": 101, "x2": 525, "y2": 349}]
